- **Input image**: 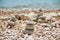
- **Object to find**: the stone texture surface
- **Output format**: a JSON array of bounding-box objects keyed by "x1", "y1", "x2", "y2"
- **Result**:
[{"x1": 0, "y1": 9, "x2": 60, "y2": 40}]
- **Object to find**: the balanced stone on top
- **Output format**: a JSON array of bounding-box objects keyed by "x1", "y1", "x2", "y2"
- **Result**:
[{"x1": 22, "y1": 22, "x2": 35, "y2": 35}]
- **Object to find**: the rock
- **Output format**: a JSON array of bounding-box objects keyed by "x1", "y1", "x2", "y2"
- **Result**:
[
  {"x1": 37, "y1": 16, "x2": 47, "y2": 23},
  {"x1": 50, "y1": 22, "x2": 57, "y2": 28},
  {"x1": 56, "y1": 37, "x2": 60, "y2": 40},
  {"x1": 43, "y1": 13, "x2": 57, "y2": 20},
  {"x1": 0, "y1": 16, "x2": 10, "y2": 21},
  {"x1": 19, "y1": 15, "x2": 29, "y2": 21},
  {"x1": 10, "y1": 16, "x2": 16, "y2": 22},
  {"x1": 40, "y1": 23, "x2": 50, "y2": 27},
  {"x1": 15, "y1": 14, "x2": 21, "y2": 20},
  {"x1": 23, "y1": 22, "x2": 34, "y2": 34},
  {"x1": 57, "y1": 13, "x2": 60, "y2": 16},
  {"x1": 39, "y1": 9, "x2": 43, "y2": 12},
  {"x1": 7, "y1": 22, "x2": 15, "y2": 29}
]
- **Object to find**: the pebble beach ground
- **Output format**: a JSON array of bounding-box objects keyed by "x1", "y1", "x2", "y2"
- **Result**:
[{"x1": 0, "y1": 8, "x2": 60, "y2": 40}]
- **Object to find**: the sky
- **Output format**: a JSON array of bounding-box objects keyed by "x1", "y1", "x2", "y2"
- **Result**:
[{"x1": 0, "y1": 0, "x2": 60, "y2": 9}]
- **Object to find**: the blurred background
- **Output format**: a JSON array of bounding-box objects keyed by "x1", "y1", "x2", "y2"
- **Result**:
[{"x1": 0, "y1": 0, "x2": 60, "y2": 10}]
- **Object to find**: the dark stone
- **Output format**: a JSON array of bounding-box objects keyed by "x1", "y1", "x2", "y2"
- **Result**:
[
  {"x1": 28, "y1": 34, "x2": 31, "y2": 35},
  {"x1": 39, "y1": 9, "x2": 43, "y2": 12},
  {"x1": 10, "y1": 17, "x2": 16, "y2": 22},
  {"x1": 15, "y1": 15, "x2": 21, "y2": 20}
]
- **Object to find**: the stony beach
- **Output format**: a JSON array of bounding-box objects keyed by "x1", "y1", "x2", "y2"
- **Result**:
[{"x1": 0, "y1": 8, "x2": 60, "y2": 40}]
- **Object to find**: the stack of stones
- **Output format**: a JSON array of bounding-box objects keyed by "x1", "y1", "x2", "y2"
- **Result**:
[{"x1": 23, "y1": 22, "x2": 34, "y2": 35}]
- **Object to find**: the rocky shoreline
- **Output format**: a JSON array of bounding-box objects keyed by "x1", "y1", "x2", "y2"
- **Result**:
[{"x1": 0, "y1": 8, "x2": 60, "y2": 40}]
